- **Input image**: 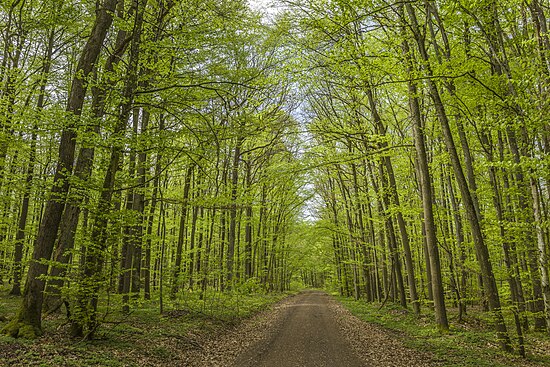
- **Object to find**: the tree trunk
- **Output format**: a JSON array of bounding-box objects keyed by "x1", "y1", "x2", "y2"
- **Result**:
[
  {"x1": 143, "y1": 115, "x2": 163, "y2": 300},
  {"x1": 44, "y1": 20, "x2": 129, "y2": 312},
  {"x1": 170, "y1": 164, "x2": 194, "y2": 298},
  {"x1": 227, "y1": 137, "x2": 243, "y2": 288},
  {"x1": 399, "y1": 16, "x2": 448, "y2": 330},
  {"x1": 10, "y1": 28, "x2": 55, "y2": 297},
  {"x1": 74, "y1": 0, "x2": 145, "y2": 338},
  {"x1": 2, "y1": 0, "x2": 118, "y2": 338},
  {"x1": 368, "y1": 88, "x2": 420, "y2": 313},
  {"x1": 531, "y1": 176, "x2": 550, "y2": 333},
  {"x1": 244, "y1": 159, "x2": 253, "y2": 279},
  {"x1": 404, "y1": 2, "x2": 510, "y2": 348}
]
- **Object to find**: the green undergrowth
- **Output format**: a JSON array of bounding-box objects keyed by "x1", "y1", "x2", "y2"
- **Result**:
[
  {"x1": 0, "y1": 287, "x2": 294, "y2": 366},
  {"x1": 337, "y1": 295, "x2": 550, "y2": 367}
]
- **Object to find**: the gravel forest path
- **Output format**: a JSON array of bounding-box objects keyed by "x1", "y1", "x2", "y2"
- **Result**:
[
  {"x1": 235, "y1": 290, "x2": 364, "y2": 367},
  {"x1": 185, "y1": 290, "x2": 436, "y2": 367}
]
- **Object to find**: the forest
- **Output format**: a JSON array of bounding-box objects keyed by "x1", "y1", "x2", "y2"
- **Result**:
[{"x1": 0, "y1": 0, "x2": 550, "y2": 366}]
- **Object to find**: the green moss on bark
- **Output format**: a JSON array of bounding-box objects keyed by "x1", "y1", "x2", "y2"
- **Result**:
[{"x1": 1, "y1": 318, "x2": 42, "y2": 339}]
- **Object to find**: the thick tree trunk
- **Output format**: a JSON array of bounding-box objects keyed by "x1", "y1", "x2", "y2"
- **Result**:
[
  {"x1": 44, "y1": 23, "x2": 129, "y2": 312},
  {"x1": 2, "y1": 0, "x2": 117, "y2": 338},
  {"x1": 74, "y1": 0, "x2": 146, "y2": 338},
  {"x1": 121, "y1": 108, "x2": 147, "y2": 312}
]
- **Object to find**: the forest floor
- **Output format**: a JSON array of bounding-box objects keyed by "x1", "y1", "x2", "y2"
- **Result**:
[{"x1": 1, "y1": 289, "x2": 550, "y2": 366}]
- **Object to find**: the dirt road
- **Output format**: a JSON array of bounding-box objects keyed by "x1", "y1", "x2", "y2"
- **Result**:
[
  {"x1": 186, "y1": 290, "x2": 435, "y2": 366},
  {"x1": 235, "y1": 291, "x2": 363, "y2": 367}
]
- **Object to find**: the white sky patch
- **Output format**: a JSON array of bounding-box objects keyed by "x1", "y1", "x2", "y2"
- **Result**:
[{"x1": 248, "y1": 0, "x2": 281, "y2": 18}]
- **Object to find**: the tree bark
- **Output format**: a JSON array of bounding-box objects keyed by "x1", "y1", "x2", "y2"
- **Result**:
[
  {"x1": 227, "y1": 136, "x2": 243, "y2": 288},
  {"x1": 44, "y1": 18, "x2": 129, "y2": 312},
  {"x1": 404, "y1": 2, "x2": 510, "y2": 349},
  {"x1": 10, "y1": 28, "x2": 55, "y2": 297},
  {"x1": 170, "y1": 164, "x2": 194, "y2": 298},
  {"x1": 74, "y1": 0, "x2": 146, "y2": 338},
  {"x1": 531, "y1": 176, "x2": 550, "y2": 333},
  {"x1": 2, "y1": 0, "x2": 118, "y2": 338},
  {"x1": 399, "y1": 14, "x2": 448, "y2": 330}
]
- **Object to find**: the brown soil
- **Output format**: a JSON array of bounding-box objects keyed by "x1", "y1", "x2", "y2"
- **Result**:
[{"x1": 185, "y1": 290, "x2": 437, "y2": 367}]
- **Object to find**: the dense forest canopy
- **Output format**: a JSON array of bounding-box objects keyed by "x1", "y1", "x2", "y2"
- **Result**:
[{"x1": 0, "y1": 0, "x2": 549, "y2": 358}]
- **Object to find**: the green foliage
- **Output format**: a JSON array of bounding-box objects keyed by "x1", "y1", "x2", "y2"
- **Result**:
[
  {"x1": 0, "y1": 0, "x2": 549, "y2": 363},
  {"x1": 0, "y1": 288, "x2": 291, "y2": 366},
  {"x1": 340, "y1": 296, "x2": 550, "y2": 366}
]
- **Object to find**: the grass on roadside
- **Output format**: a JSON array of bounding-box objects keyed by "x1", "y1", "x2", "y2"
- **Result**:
[
  {"x1": 337, "y1": 295, "x2": 550, "y2": 367},
  {"x1": 0, "y1": 287, "x2": 293, "y2": 367}
]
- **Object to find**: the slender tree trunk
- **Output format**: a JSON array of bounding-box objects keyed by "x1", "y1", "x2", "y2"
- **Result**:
[
  {"x1": 159, "y1": 199, "x2": 166, "y2": 314},
  {"x1": 375, "y1": 162, "x2": 407, "y2": 307},
  {"x1": 170, "y1": 164, "x2": 194, "y2": 298},
  {"x1": 143, "y1": 116, "x2": 163, "y2": 299},
  {"x1": 446, "y1": 171, "x2": 468, "y2": 319},
  {"x1": 10, "y1": 28, "x2": 55, "y2": 297},
  {"x1": 531, "y1": 176, "x2": 550, "y2": 333},
  {"x1": 404, "y1": 2, "x2": 510, "y2": 348},
  {"x1": 188, "y1": 198, "x2": 199, "y2": 290},
  {"x1": 244, "y1": 160, "x2": 253, "y2": 279},
  {"x1": 399, "y1": 16, "x2": 448, "y2": 330},
  {"x1": 227, "y1": 137, "x2": 243, "y2": 288},
  {"x1": 351, "y1": 162, "x2": 373, "y2": 301}
]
